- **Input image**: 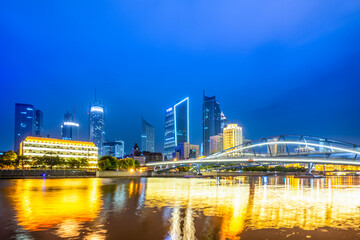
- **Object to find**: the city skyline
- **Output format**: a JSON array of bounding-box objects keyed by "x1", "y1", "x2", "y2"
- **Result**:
[{"x1": 1, "y1": 1, "x2": 360, "y2": 153}]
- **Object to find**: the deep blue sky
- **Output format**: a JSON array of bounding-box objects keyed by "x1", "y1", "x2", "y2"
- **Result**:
[{"x1": 1, "y1": 0, "x2": 360, "y2": 153}]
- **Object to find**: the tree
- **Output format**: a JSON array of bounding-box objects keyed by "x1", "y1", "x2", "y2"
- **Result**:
[
  {"x1": 117, "y1": 158, "x2": 140, "y2": 171},
  {"x1": 79, "y1": 158, "x2": 90, "y2": 169},
  {"x1": 66, "y1": 158, "x2": 80, "y2": 169},
  {"x1": 98, "y1": 156, "x2": 117, "y2": 171},
  {"x1": 17, "y1": 155, "x2": 31, "y2": 169},
  {"x1": 34, "y1": 154, "x2": 63, "y2": 169},
  {"x1": 0, "y1": 151, "x2": 17, "y2": 168}
]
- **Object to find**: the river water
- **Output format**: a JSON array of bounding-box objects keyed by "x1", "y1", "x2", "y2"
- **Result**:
[{"x1": 1, "y1": 176, "x2": 360, "y2": 240}]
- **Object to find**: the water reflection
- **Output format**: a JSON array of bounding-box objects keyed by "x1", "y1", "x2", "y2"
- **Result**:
[
  {"x1": 1, "y1": 176, "x2": 360, "y2": 239},
  {"x1": 6, "y1": 178, "x2": 103, "y2": 238}
]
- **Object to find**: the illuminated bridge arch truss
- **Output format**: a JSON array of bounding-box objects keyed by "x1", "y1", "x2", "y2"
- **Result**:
[{"x1": 147, "y1": 135, "x2": 360, "y2": 172}]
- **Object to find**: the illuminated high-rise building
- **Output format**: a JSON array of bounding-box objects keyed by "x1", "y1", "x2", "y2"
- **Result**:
[
  {"x1": 141, "y1": 118, "x2": 155, "y2": 152},
  {"x1": 221, "y1": 112, "x2": 227, "y2": 131},
  {"x1": 223, "y1": 124, "x2": 242, "y2": 150},
  {"x1": 14, "y1": 103, "x2": 36, "y2": 152},
  {"x1": 89, "y1": 99, "x2": 105, "y2": 156},
  {"x1": 164, "y1": 97, "x2": 189, "y2": 160},
  {"x1": 61, "y1": 111, "x2": 79, "y2": 140},
  {"x1": 202, "y1": 93, "x2": 222, "y2": 156},
  {"x1": 34, "y1": 110, "x2": 43, "y2": 137}
]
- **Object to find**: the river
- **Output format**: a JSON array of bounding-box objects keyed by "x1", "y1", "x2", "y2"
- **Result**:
[{"x1": 1, "y1": 176, "x2": 360, "y2": 239}]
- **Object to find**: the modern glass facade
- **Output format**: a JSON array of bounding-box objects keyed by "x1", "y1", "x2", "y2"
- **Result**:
[
  {"x1": 61, "y1": 112, "x2": 79, "y2": 140},
  {"x1": 89, "y1": 101, "x2": 105, "y2": 156},
  {"x1": 202, "y1": 95, "x2": 222, "y2": 156},
  {"x1": 164, "y1": 98, "x2": 189, "y2": 160},
  {"x1": 14, "y1": 103, "x2": 36, "y2": 153},
  {"x1": 34, "y1": 110, "x2": 43, "y2": 137},
  {"x1": 141, "y1": 118, "x2": 155, "y2": 152},
  {"x1": 103, "y1": 140, "x2": 124, "y2": 159}
]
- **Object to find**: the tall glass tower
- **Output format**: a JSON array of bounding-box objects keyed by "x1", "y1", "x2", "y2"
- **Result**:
[
  {"x1": 61, "y1": 111, "x2": 79, "y2": 140},
  {"x1": 34, "y1": 109, "x2": 43, "y2": 136},
  {"x1": 164, "y1": 97, "x2": 189, "y2": 160},
  {"x1": 202, "y1": 93, "x2": 222, "y2": 156},
  {"x1": 141, "y1": 118, "x2": 155, "y2": 152},
  {"x1": 89, "y1": 100, "x2": 105, "y2": 156},
  {"x1": 14, "y1": 103, "x2": 36, "y2": 152}
]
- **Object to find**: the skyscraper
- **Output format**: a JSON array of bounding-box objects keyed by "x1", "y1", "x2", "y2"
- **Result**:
[
  {"x1": 34, "y1": 110, "x2": 43, "y2": 136},
  {"x1": 89, "y1": 100, "x2": 105, "y2": 156},
  {"x1": 61, "y1": 111, "x2": 79, "y2": 140},
  {"x1": 14, "y1": 103, "x2": 36, "y2": 152},
  {"x1": 202, "y1": 93, "x2": 222, "y2": 156},
  {"x1": 141, "y1": 118, "x2": 155, "y2": 152},
  {"x1": 221, "y1": 112, "x2": 227, "y2": 131},
  {"x1": 164, "y1": 97, "x2": 189, "y2": 160},
  {"x1": 223, "y1": 124, "x2": 243, "y2": 150}
]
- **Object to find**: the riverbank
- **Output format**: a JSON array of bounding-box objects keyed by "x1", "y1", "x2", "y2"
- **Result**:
[
  {"x1": 0, "y1": 169, "x2": 96, "y2": 179},
  {"x1": 0, "y1": 170, "x2": 329, "y2": 179}
]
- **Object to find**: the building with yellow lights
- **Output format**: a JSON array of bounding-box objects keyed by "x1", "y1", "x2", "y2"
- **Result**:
[
  {"x1": 223, "y1": 124, "x2": 242, "y2": 150},
  {"x1": 20, "y1": 137, "x2": 98, "y2": 168}
]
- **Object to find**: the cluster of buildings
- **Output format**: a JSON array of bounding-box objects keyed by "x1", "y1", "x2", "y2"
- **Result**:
[
  {"x1": 13, "y1": 90, "x2": 244, "y2": 166},
  {"x1": 161, "y1": 92, "x2": 243, "y2": 161}
]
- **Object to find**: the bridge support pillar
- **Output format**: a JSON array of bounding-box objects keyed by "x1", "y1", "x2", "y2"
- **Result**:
[
  {"x1": 308, "y1": 163, "x2": 315, "y2": 173},
  {"x1": 196, "y1": 164, "x2": 201, "y2": 175}
]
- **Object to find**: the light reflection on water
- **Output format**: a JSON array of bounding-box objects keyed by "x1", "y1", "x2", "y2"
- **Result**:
[{"x1": 1, "y1": 176, "x2": 360, "y2": 239}]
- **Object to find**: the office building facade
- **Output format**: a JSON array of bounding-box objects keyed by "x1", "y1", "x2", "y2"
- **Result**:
[
  {"x1": 141, "y1": 118, "x2": 155, "y2": 152},
  {"x1": 202, "y1": 94, "x2": 222, "y2": 156},
  {"x1": 103, "y1": 140, "x2": 125, "y2": 159},
  {"x1": 20, "y1": 136, "x2": 98, "y2": 169},
  {"x1": 223, "y1": 124, "x2": 243, "y2": 150},
  {"x1": 14, "y1": 103, "x2": 36, "y2": 152},
  {"x1": 89, "y1": 101, "x2": 105, "y2": 156},
  {"x1": 173, "y1": 142, "x2": 199, "y2": 160},
  {"x1": 34, "y1": 110, "x2": 43, "y2": 137},
  {"x1": 210, "y1": 134, "x2": 223, "y2": 154},
  {"x1": 61, "y1": 112, "x2": 79, "y2": 140},
  {"x1": 164, "y1": 97, "x2": 189, "y2": 160}
]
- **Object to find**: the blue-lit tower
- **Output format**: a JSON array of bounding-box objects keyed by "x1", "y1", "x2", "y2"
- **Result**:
[
  {"x1": 164, "y1": 97, "x2": 189, "y2": 160},
  {"x1": 34, "y1": 110, "x2": 43, "y2": 137},
  {"x1": 61, "y1": 111, "x2": 79, "y2": 140},
  {"x1": 89, "y1": 100, "x2": 105, "y2": 156},
  {"x1": 141, "y1": 118, "x2": 155, "y2": 152},
  {"x1": 14, "y1": 103, "x2": 36, "y2": 152},
  {"x1": 202, "y1": 92, "x2": 222, "y2": 156}
]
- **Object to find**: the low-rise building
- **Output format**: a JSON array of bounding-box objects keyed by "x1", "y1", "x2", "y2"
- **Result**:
[
  {"x1": 103, "y1": 140, "x2": 125, "y2": 159},
  {"x1": 20, "y1": 136, "x2": 98, "y2": 168},
  {"x1": 173, "y1": 142, "x2": 199, "y2": 160},
  {"x1": 210, "y1": 134, "x2": 223, "y2": 154}
]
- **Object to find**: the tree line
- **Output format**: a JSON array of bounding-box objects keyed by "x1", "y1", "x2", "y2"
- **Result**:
[
  {"x1": 0, "y1": 151, "x2": 140, "y2": 171},
  {"x1": 0, "y1": 151, "x2": 90, "y2": 169},
  {"x1": 97, "y1": 156, "x2": 140, "y2": 171}
]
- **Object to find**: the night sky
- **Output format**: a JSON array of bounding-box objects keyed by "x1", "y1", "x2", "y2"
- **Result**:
[{"x1": 1, "y1": 1, "x2": 360, "y2": 153}]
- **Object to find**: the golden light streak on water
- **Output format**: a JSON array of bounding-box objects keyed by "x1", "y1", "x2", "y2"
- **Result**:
[
  {"x1": 8, "y1": 178, "x2": 102, "y2": 235},
  {"x1": 144, "y1": 177, "x2": 360, "y2": 238}
]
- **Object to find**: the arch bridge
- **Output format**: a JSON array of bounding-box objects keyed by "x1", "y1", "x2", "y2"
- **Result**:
[{"x1": 146, "y1": 135, "x2": 360, "y2": 173}]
